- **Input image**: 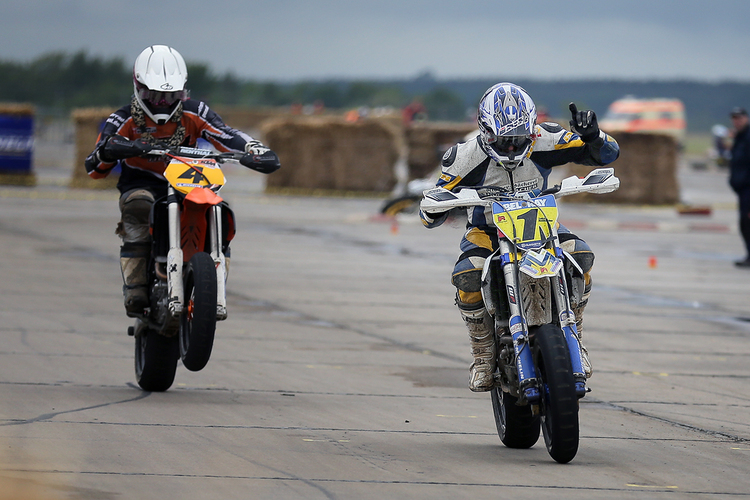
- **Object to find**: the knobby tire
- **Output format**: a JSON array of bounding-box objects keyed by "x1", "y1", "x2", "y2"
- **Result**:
[
  {"x1": 492, "y1": 387, "x2": 541, "y2": 449},
  {"x1": 533, "y1": 323, "x2": 579, "y2": 463},
  {"x1": 179, "y1": 252, "x2": 218, "y2": 372},
  {"x1": 135, "y1": 329, "x2": 179, "y2": 392}
]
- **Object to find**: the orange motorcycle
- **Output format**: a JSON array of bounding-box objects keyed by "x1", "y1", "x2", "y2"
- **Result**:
[{"x1": 127, "y1": 145, "x2": 279, "y2": 391}]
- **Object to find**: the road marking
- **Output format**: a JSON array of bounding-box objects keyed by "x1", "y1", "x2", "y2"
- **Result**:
[
  {"x1": 626, "y1": 484, "x2": 678, "y2": 489},
  {"x1": 303, "y1": 439, "x2": 350, "y2": 443}
]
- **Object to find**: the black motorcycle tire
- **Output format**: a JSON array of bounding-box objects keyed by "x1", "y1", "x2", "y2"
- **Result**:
[
  {"x1": 491, "y1": 387, "x2": 541, "y2": 448},
  {"x1": 135, "y1": 329, "x2": 179, "y2": 392},
  {"x1": 380, "y1": 195, "x2": 421, "y2": 216},
  {"x1": 179, "y1": 252, "x2": 218, "y2": 372},
  {"x1": 532, "y1": 323, "x2": 579, "y2": 464}
]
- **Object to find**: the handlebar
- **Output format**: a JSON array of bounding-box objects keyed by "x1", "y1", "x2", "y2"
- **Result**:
[
  {"x1": 150, "y1": 146, "x2": 279, "y2": 174},
  {"x1": 146, "y1": 146, "x2": 234, "y2": 160},
  {"x1": 420, "y1": 168, "x2": 619, "y2": 214}
]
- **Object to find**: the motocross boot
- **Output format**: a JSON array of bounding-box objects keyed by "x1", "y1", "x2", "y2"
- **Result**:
[
  {"x1": 572, "y1": 299, "x2": 592, "y2": 378},
  {"x1": 559, "y1": 236, "x2": 594, "y2": 378},
  {"x1": 120, "y1": 244, "x2": 149, "y2": 317},
  {"x1": 459, "y1": 305, "x2": 496, "y2": 392},
  {"x1": 116, "y1": 189, "x2": 154, "y2": 318}
]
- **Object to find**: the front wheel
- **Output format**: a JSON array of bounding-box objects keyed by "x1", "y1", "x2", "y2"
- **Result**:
[
  {"x1": 533, "y1": 324, "x2": 579, "y2": 463},
  {"x1": 179, "y1": 252, "x2": 217, "y2": 372},
  {"x1": 491, "y1": 388, "x2": 540, "y2": 449},
  {"x1": 135, "y1": 329, "x2": 179, "y2": 392}
]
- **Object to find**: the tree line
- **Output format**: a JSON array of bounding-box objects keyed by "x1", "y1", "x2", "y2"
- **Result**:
[
  {"x1": 2, "y1": 51, "x2": 749, "y2": 131},
  {"x1": 0, "y1": 51, "x2": 467, "y2": 121}
]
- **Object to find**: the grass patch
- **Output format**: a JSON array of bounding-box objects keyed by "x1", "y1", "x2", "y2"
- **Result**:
[{"x1": 683, "y1": 133, "x2": 713, "y2": 156}]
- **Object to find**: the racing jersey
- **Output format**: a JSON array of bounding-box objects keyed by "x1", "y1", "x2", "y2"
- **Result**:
[
  {"x1": 85, "y1": 99, "x2": 255, "y2": 194},
  {"x1": 421, "y1": 122, "x2": 620, "y2": 228}
]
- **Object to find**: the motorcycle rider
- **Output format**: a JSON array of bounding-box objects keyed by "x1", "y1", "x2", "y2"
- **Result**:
[
  {"x1": 85, "y1": 45, "x2": 279, "y2": 317},
  {"x1": 420, "y1": 82, "x2": 620, "y2": 391}
]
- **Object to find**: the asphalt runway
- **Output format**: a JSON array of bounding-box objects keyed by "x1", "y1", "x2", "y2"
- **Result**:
[{"x1": 0, "y1": 165, "x2": 749, "y2": 499}]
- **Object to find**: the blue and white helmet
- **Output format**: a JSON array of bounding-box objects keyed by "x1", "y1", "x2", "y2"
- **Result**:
[{"x1": 477, "y1": 82, "x2": 537, "y2": 170}]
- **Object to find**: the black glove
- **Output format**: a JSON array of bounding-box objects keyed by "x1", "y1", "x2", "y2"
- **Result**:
[
  {"x1": 569, "y1": 103, "x2": 600, "y2": 143},
  {"x1": 240, "y1": 150, "x2": 280, "y2": 174},
  {"x1": 99, "y1": 136, "x2": 152, "y2": 162},
  {"x1": 422, "y1": 209, "x2": 448, "y2": 220}
]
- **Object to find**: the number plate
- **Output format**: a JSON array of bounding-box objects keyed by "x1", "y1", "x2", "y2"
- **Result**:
[
  {"x1": 491, "y1": 194, "x2": 558, "y2": 249},
  {"x1": 164, "y1": 156, "x2": 225, "y2": 195}
]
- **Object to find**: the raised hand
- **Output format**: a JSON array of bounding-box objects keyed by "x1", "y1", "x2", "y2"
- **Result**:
[{"x1": 569, "y1": 103, "x2": 600, "y2": 142}]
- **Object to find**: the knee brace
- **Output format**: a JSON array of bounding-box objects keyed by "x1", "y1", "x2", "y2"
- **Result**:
[
  {"x1": 117, "y1": 189, "x2": 155, "y2": 244},
  {"x1": 559, "y1": 236, "x2": 594, "y2": 308},
  {"x1": 452, "y1": 255, "x2": 487, "y2": 306},
  {"x1": 559, "y1": 236, "x2": 594, "y2": 275}
]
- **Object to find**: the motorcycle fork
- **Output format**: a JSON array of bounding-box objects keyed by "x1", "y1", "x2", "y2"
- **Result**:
[
  {"x1": 497, "y1": 239, "x2": 540, "y2": 403},
  {"x1": 166, "y1": 186, "x2": 228, "y2": 321},
  {"x1": 549, "y1": 232, "x2": 587, "y2": 397},
  {"x1": 209, "y1": 204, "x2": 227, "y2": 320},
  {"x1": 166, "y1": 186, "x2": 184, "y2": 317}
]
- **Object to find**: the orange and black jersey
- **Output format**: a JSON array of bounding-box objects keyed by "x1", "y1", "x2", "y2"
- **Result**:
[{"x1": 85, "y1": 99, "x2": 255, "y2": 194}]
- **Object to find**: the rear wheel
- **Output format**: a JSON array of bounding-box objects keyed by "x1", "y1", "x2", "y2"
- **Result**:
[
  {"x1": 533, "y1": 324, "x2": 579, "y2": 463},
  {"x1": 179, "y1": 252, "x2": 217, "y2": 372},
  {"x1": 135, "y1": 329, "x2": 179, "y2": 392},
  {"x1": 491, "y1": 387, "x2": 540, "y2": 448}
]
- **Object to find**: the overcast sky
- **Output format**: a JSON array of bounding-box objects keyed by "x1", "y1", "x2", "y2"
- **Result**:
[{"x1": 2, "y1": 0, "x2": 748, "y2": 82}]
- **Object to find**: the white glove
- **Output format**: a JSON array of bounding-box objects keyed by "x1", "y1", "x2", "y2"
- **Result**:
[{"x1": 245, "y1": 140, "x2": 270, "y2": 155}]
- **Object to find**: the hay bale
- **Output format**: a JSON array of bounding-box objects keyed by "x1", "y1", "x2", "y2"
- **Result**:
[
  {"x1": 70, "y1": 107, "x2": 117, "y2": 189},
  {"x1": 212, "y1": 106, "x2": 289, "y2": 137},
  {"x1": 405, "y1": 122, "x2": 477, "y2": 179},
  {"x1": 0, "y1": 103, "x2": 35, "y2": 116},
  {"x1": 565, "y1": 132, "x2": 679, "y2": 205},
  {"x1": 261, "y1": 116, "x2": 400, "y2": 194}
]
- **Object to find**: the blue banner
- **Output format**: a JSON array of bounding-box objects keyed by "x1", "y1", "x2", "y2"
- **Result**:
[{"x1": 0, "y1": 114, "x2": 34, "y2": 173}]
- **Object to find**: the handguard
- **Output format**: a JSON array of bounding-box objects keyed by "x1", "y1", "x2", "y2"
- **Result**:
[
  {"x1": 420, "y1": 187, "x2": 491, "y2": 213},
  {"x1": 100, "y1": 136, "x2": 152, "y2": 162},
  {"x1": 240, "y1": 150, "x2": 280, "y2": 174},
  {"x1": 555, "y1": 168, "x2": 619, "y2": 197}
]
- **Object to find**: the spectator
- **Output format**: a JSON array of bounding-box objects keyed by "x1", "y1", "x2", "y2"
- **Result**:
[
  {"x1": 402, "y1": 98, "x2": 428, "y2": 126},
  {"x1": 728, "y1": 107, "x2": 750, "y2": 267}
]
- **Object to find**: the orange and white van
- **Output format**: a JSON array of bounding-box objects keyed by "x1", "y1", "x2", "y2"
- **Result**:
[{"x1": 599, "y1": 97, "x2": 686, "y2": 141}]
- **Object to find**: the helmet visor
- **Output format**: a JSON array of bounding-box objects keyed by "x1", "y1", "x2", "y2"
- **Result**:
[
  {"x1": 137, "y1": 88, "x2": 188, "y2": 107},
  {"x1": 484, "y1": 131, "x2": 532, "y2": 160},
  {"x1": 135, "y1": 80, "x2": 189, "y2": 107}
]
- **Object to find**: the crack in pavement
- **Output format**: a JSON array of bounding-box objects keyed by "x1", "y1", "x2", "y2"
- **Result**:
[{"x1": 0, "y1": 391, "x2": 151, "y2": 427}]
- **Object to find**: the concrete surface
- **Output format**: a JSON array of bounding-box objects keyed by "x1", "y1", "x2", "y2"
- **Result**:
[{"x1": 0, "y1": 160, "x2": 749, "y2": 499}]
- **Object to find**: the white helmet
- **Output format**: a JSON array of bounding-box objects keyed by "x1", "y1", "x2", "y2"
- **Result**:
[
  {"x1": 133, "y1": 45, "x2": 189, "y2": 124},
  {"x1": 477, "y1": 82, "x2": 537, "y2": 170}
]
